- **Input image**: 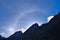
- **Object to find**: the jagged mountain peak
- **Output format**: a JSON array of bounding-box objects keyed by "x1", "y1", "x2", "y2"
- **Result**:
[
  {"x1": 32, "y1": 23, "x2": 39, "y2": 26},
  {"x1": 49, "y1": 12, "x2": 60, "y2": 24},
  {"x1": 14, "y1": 31, "x2": 22, "y2": 34},
  {"x1": 24, "y1": 23, "x2": 39, "y2": 33},
  {"x1": 6, "y1": 31, "x2": 22, "y2": 40},
  {"x1": 1, "y1": 12, "x2": 60, "y2": 40},
  {"x1": 30, "y1": 23, "x2": 39, "y2": 28},
  {"x1": 8, "y1": 31, "x2": 22, "y2": 37},
  {"x1": 23, "y1": 23, "x2": 40, "y2": 36}
]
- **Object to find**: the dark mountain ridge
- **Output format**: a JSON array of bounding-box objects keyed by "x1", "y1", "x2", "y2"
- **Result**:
[
  {"x1": 6, "y1": 31, "x2": 22, "y2": 40},
  {"x1": 0, "y1": 35, "x2": 6, "y2": 40},
  {"x1": 0, "y1": 12, "x2": 60, "y2": 40}
]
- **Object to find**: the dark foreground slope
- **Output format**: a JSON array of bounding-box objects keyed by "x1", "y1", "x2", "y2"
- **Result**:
[
  {"x1": 23, "y1": 13, "x2": 60, "y2": 40},
  {"x1": 0, "y1": 13, "x2": 60, "y2": 40},
  {"x1": 0, "y1": 35, "x2": 5, "y2": 40}
]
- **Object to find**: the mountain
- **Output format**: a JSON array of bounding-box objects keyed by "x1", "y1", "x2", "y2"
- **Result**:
[
  {"x1": 22, "y1": 12, "x2": 60, "y2": 40},
  {"x1": 0, "y1": 35, "x2": 5, "y2": 40},
  {"x1": 6, "y1": 31, "x2": 22, "y2": 40},
  {"x1": 1, "y1": 12, "x2": 60, "y2": 40},
  {"x1": 22, "y1": 23, "x2": 40, "y2": 40}
]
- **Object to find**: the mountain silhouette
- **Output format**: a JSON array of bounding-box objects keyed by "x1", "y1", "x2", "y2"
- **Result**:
[
  {"x1": 6, "y1": 31, "x2": 22, "y2": 40},
  {"x1": 22, "y1": 23, "x2": 40, "y2": 40},
  {"x1": 0, "y1": 35, "x2": 5, "y2": 40},
  {"x1": 0, "y1": 12, "x2": 60, "y2": 40}
]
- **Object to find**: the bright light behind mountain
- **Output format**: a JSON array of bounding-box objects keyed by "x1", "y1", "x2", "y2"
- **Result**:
[{"x1": 0, "y1": 0, "x2": 60, "y2": 37}]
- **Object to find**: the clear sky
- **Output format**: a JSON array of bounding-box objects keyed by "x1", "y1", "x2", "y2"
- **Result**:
[{"x1": 0, "y1": 0, "x2": 60, "y2": 37}]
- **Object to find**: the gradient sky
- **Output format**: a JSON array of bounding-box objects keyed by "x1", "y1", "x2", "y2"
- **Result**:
[{"x1": 0, "y1": 0, "x2": 60, "y2": 37}]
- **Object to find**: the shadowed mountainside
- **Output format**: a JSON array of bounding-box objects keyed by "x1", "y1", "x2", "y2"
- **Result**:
[
  {"x1": 0, "y1": 12, "x2": 60, "y2": 40},
  {"x1": 0, "y1": 35, "x2": 6, "y2": 40},
  {"x1": 6, "y1": 31, "x2": 22, "y2": 40}
]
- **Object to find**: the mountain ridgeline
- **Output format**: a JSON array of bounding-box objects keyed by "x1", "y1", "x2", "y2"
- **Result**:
[{"x1": 0, "y1": 13, "x2": 60, "y2": 40}]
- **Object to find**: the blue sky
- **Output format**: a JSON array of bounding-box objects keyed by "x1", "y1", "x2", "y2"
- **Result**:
[{"x1": 0, "y1": 0, "x2": 60, "y2": 37}]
